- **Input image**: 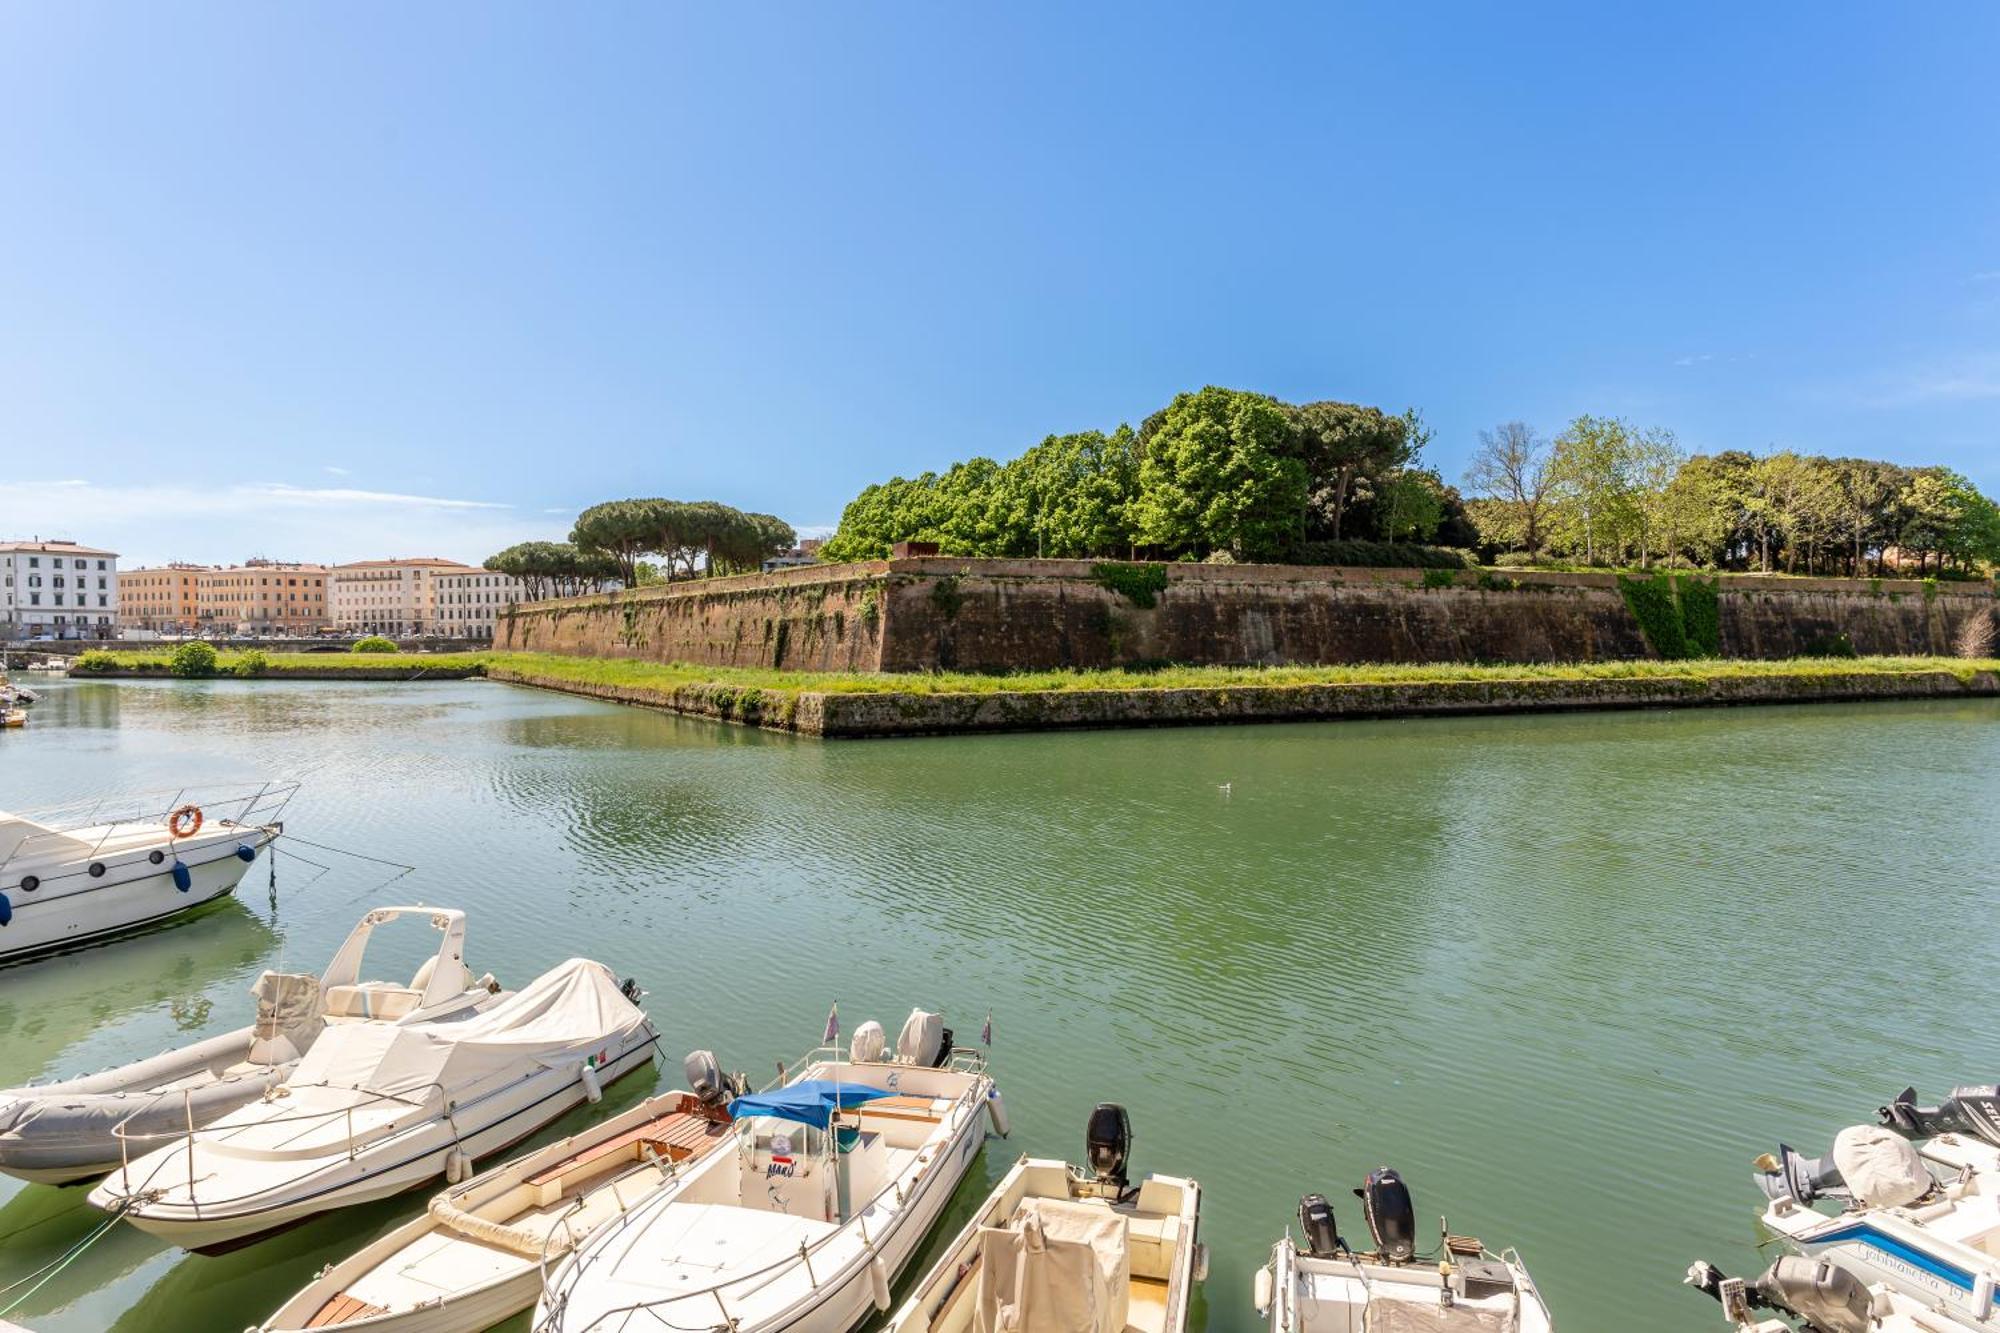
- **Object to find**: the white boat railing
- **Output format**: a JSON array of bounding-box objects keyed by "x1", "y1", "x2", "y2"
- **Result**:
[
  {"x1": 538, "y1": 1048, "x2": 992, "y2": 1333},
  {"x1": 0, "y1": 780, "x2": 298, "y2": 883}
]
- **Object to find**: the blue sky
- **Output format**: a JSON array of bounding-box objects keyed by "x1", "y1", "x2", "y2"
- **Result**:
[{"x1": 3, "y1": 3, "x2": 1997, "y2": 566}]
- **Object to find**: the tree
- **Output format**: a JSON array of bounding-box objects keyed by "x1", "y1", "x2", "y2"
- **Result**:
[
  {"x1": 1291, "y1": 401, "x2": 1410, "y2": 540},
  {"x1": 570, "y1": 499, "x2": 664, "y2": 584},
  {"x1": 1899, "y1": 468, "x2": 2000, "y2": 573},
  {"x1": 1629, "y1": 427, "x2": 1687, "y2": 567},
  {"x1": 1373, "y1": 467, "x2": 1449, "y2": 543},
  {"x1": 1546, "y1": 415, "x2": 1640, "y2": 565},
  {"x1": 485, "y1": 541, "x2": 623, "y2": 599},
  {"x1": 1463, "y1": 422, "x2": 1555, "y2": 556},
  {"x1": 1133, "y1": 387, "x2": 1307, "y2": 559},
  {"x1": 1757, "y1": 452, "x2": 1843, "y2": 573}
]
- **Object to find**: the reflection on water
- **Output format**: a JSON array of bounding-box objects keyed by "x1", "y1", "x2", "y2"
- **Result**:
[{"x1": 1, "y1": 677, "x2": 1996, "y2": 1332}]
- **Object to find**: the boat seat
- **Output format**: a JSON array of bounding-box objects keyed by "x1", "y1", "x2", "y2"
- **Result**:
[{"x1": 321, "y1": 983, "x2": 423, "y2": 1021}]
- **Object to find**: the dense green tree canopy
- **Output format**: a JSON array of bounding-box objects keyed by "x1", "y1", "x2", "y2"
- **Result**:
[
  {"x1": 1464, "y1": 417, "x2": 2000, "y2": 574},
  {"x1": 483, "y1": 541, "x2": 623, "y2": 600},
  {"x1": 820, "y1": 386, "x2": 1440, "y2": 564},
  {"x1": 564, "y1": 500, "x2": 796, "y2": 584}
]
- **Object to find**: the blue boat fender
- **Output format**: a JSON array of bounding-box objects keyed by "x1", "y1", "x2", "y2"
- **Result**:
[
  {"x1": 0, "y1": 892, "x2": 10, "y2": 926},
  {"x1": 171, "y1": 860, "x2": 192, "y2": 892},
  {"x1": 235, "y1": 843, "x2": 256, "y2": 863}
]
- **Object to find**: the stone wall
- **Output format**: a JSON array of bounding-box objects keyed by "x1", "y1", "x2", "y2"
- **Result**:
[{"x1": 497, "y1": 558, "x2": 1996, "y2": 672}]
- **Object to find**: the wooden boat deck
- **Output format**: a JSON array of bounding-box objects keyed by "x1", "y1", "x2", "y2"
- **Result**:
[
  {"x1": 305, "y1": 1293, "x2": 386, "y2": 1328},
  {"x1": 525, "y1": 1099, "x2": 727, "y2": 1185}
]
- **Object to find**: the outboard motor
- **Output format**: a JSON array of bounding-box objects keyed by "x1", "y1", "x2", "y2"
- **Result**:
[
  {"x1": 1685, "y1": 1256, "x2": 1875, "y2": 1333},
  {"x1": 1356, "y1": 1168, "x2": 1416, "y2": 1263},
  {"x1": 1881, "y1": 1084, "x2": 2000, "y2": 1147},
  {"x1": 685, "y1": 1049, "x2": 730, "y2": 1108},
  {"x1": 1086, "y1": 1103, "x2": 1132, "y2": 1190},
  {"x1": 849, "y1": 1020, "x2": 888, "y2": 1064},
  {"x1": 934, "y1": 1026, "x2": 955, "y2": 1068},
  {"x1": 1297, "y1": 1194, "x2": 1344, "y2": 1259},
  {"x1": 1754, "y1": 1143, "x2": 1847, "y2": 1205},
  {"x1": 620, "y1": 977, "x2": 644, "y2": 1004},
  {"x1": 896, "y1": 1009, "x2": 945, "y2": 1067}
]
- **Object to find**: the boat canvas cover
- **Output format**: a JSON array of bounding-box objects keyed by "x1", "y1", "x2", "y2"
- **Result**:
[
  {"x1": 975, "y1": 1199, "x2": 1131, "y2": 1333},
  {"x1": 0, "y1": 813, "x2": 87, "y2": 866},
  {"x1": 287, "y1": 959, "x2": 644, "y2": 1104},
  {"x1": 726, "y1": 1080, "x2": 892, "y2": 1130},
  {"x1": 1832, "y1": 1123, "x2": 1930, "y2": 1208}
]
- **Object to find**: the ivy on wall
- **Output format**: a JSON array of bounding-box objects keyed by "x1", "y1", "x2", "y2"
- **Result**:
[
  {"x1": 1092, "y1": 562, "x2": 1170, "y2": 608},
  {"x1": 1677, "y1": 575, "x2": 1721, "y2": 656},
  {"x1": 1618, "y1": 573, "x2": 1691, "y2": 660}
]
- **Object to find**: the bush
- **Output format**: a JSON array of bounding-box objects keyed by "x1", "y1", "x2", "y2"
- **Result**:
[
  {"x1": 1420, "y1": 567, "x2": 1458, "y2": 589},
  {"x1": 1093, "y1": 562, "x2": 1171, "y2": 608},
  {"x1": 168, "y1": 641, "x2": 219, "y2": 678},
  {"x1": 232, "y1": 649, "x2": 270, "y2": 678},
  {"x1": 1492, "y1": 552, "x2": 1538, "y2": 568},
  {"x1": 74, "y1": 649, "x2": 117, "y2": 673},
  {"x1": 351, "y1": 636, "x2": 397, "y2": 654},
  {"x1": 1802, "y1": 632, "x2": 1858, "y2": 658},
  {"x1": 1295, "y1": 540, "x2": 1474, "y2": 570},
  {"x1": 1617, "y1": 573, "x2": 1690, "y2": 660}
]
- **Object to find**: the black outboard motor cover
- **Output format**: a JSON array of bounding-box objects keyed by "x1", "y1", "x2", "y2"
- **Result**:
[
  {"x1": 1086, "y1": 1103, "x2": 1131, "y2": 1187},
  {"x1": 1881, "y1": 1085, "x2": 2000, "y2": 1147},
  {"x1": 1298, "y1": 1194, "x2": 1342, "y2": 1259},
  {"x1": 934, "y1": 1027, "x2": 955, "y2": 1069},
  {"x1": 1761, "y1": 1255, "x2": 1874, "y2": 1333},
  {"x1": 1757, "y1": 1143, "x2": 1847, "y2": 1205},
  {"x1": 1356, "y1": 1168, "x2": 1416, "y2": 1263}
]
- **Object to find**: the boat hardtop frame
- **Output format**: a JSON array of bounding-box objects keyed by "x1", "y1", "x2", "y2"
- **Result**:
[
  {"x1": 0, "y1": 905, "x2": 498, "y2": 1185},
  {"x1": 0, "y1": 780, "x2": 298, "y2": 887},
  {"x1": 537, "y1": 1043, "x2": 997, "y2": 1333}
]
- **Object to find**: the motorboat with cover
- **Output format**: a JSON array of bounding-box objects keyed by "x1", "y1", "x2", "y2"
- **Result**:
[
  {"x1": 1254, "y1": 1169, "x2": 1553, "y2": 1332},
  {"x1": 259, "y1": 1071, "x2": 741, "y2": 1332},
  {"x1": 1747, "y1": 1085, "x2": 2000, "y2": 1330},
  {"x1": 536, "y1": 1008, "x2": 1007, "y2": 1333},
  {"x1": 89, "y1": 957, "x2": 657, "y2": 1251},
  {"x1": 885, "y1": 1103, "x2": 1204, "y2": 1333},
  {"x1": 0, "y1": 906, "x2": 500, "y2": 1185},
  {"x1": 1686, "y1": 1254, "x2": 1952, "y2": 1333},
  {"x1": 0, "y1": 782, "x2": 295, "y2": 962}
]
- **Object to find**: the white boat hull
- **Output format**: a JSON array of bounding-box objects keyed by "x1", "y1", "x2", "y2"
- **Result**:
[
  {"x1": 94, "y1": 1026, "x2": 658, "y2": 1252},
  {"x1": 1259, "y1": 1238, "x2": 1555, "y2": 1333},
  {"x1": 1, "y1": 831, "x2": 273, "y2": 963},
  {"x1": 538, "y1": 1056, "x2": 996, "y2": 1333}
]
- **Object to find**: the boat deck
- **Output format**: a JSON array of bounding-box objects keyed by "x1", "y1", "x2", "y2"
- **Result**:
[{"x1": 309, "y1": 1100, "x2": 730, "y2": 1328}]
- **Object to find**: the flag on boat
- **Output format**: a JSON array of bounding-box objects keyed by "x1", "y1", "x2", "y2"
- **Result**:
[
  {"x1": 981, "y1": 1011, "x2": 992, "y2": 1046},
  {"x1": 823, "y1": 1002, "x2": 840, "y2": 1044}
]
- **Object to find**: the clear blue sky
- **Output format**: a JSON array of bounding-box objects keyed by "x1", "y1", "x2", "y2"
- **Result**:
[{"x1": 3, "y1": 3, "x2": 1997, "y2": 566}]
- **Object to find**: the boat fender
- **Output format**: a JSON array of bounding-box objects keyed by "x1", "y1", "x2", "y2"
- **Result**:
[
  {"x1": 0, "y1": 892, "x2": 10, "y2": 926},
  {"x1": 580, "y1": 1058, "x2": 603, "y2": 1103},
  {"x1": 1252, "y1": 1264, "x2": 1273, "y2": 1315},
  {"x1": 235, "y1": 843, "x2": 256, "y2": 863},
  {"x1": 985, "y1": 1086, "x2": 1010, "y2": 1137},
  {"x1": 1194, "y1": 1242, "x2": 1210, "y2": 1283},
  {"x1": 868, "y1": 1252, "x2": 892, "y2": 1312},
  {"x1": 445, "y1": 1149, "x2": 473, "y2": 1183},
  {"x1": 171, "y1": 860, "x2": 193, "y2": 892}
]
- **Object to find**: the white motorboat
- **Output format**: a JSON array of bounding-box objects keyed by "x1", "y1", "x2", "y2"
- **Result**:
[
  {"x1": 886, "y1": 1103, "x2": 1203, "y2": 1333},
  {"x1": 1686, "y1": 1254, "x2": 1946, "y2": 1333},
  {"x1": 1749, "y1": 1086, "x2": 2000, "y2": 1330},
  {"x1": 89, "y1": 956, "x2": 657, "y2": 1252},
  {"x1": 1254, "y1": 1170, "x2": 1554, "y2": 1332},
  {"x1": 536, "y1": 1009, "x2": 1006, "y2": 1333},
  {"x1": 258, "y1": 1079, "x2": 738, "y2": 1332},
  {"x1": 0, "y1": 906, "x2": 500, "y2": 1185},
  {"x1": 0, "y1": 783, "x2": 295, "y2": 962}
]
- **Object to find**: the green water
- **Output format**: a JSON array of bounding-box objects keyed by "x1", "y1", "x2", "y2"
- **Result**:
[{"x1": 1, "y1": 678, "x2": 1995, "y2": 1332}]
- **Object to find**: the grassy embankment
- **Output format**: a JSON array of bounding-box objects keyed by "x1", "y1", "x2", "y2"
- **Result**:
[{"x1": 73, "y1": 648, "x2": 2000, "y2": 694}]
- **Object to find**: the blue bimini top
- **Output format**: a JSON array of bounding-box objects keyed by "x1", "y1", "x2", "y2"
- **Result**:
[{"x1": 728, "y1": 1080, "x2": 893, "y2": 1130}]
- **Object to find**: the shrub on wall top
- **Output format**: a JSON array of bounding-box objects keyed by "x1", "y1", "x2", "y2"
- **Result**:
[
  {"x1": 169, "y1": 640, "x2": 219, "y2": 678},
  {"x1": 351, "y1": 635, "x2": 397, "y2": 654},
  {"x1": 74, "y1": 649, "x2": 117, "y2": 673}
]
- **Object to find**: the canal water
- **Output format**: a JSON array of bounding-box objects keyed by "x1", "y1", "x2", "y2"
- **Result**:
[{"x1": 1, "y1": 677, "x2": 1995, "y2": 1331}]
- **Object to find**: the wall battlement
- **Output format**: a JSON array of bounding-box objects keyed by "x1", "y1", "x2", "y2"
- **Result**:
[{"x1": 495, "y1": 558, "x2": 1995, "y2": 672}]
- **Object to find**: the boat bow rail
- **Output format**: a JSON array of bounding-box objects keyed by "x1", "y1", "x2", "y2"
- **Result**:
[
  {"x1": 0, "y1": 781, "x2": 298, "y2": 890},
  {"x1": 538, "y1": 1046, "x2": 994, "y2": 1333}
]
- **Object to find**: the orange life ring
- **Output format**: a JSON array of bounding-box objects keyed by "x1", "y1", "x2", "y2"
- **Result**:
[{"x1": 168, "y1": 804, "x2": 204, "y2": 838}]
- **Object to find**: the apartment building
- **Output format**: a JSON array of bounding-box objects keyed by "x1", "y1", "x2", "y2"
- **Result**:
[
  {"x1": 433, "y1": 569, "x2": 526, "y2": 640},
  {"x1": 197, "y1": 561, "x2": 330, "y2": 635},
  {"x1": 1, "y1": 539, "x2": 119, "y2": 639},
  {"x1": 118, "y1": 564, "x2": 204, "y2": 633},
  {"x1": 328, "y1": 558, "x2": 474, "y2": 637}
]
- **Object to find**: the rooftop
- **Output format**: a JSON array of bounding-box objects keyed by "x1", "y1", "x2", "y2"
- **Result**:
[{"x1": 1, "y1": 538, "x2": 120, "y2": 557}]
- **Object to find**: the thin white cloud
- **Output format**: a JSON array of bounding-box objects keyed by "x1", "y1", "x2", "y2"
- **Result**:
[
  {"x1": 1855, "y1": 353, "x2": 2000, "y2": 408},
  {"x1": 541, "y1": 506, "x2": 572, "y2": 515},
  {"x1": 1672, "y1": 354, "x2": 1715, "y2": 367},
  {"x1": 1972, "y1": 271, "x2": 2000, "y2": 283},
  {"x1": 4, "y1": 479, "x2": 552, "y2": 567},
  {"x1": 323, "y1": 465, "x2": 350, "y2": 476}
]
